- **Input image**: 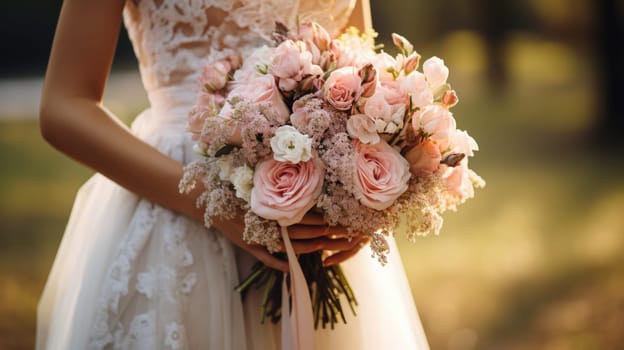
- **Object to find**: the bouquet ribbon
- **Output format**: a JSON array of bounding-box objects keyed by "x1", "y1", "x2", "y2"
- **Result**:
[{"x1": 280, "y1": 226, "x2": 314, "y2": 350}]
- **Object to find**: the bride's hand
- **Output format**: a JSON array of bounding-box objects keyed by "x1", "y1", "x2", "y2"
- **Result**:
[
  {"x1": 212, "y1": 215, "x2": 290, "y2": 272},
  {"x1": 212, "y1": 211, "x2": 368, "y2": 273},
  {"x1": 285, "y1": 212, "x2": 369, "y2": 267}
]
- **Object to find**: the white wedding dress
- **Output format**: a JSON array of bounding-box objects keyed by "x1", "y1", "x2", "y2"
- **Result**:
[{"x1": 36, "y1": 0, "x2": 430, "y2": 349}]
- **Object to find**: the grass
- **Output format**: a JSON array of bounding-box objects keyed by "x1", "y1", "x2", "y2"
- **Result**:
[{"x1": 1, "y1": 36, "x2": 623, "y2": 349}]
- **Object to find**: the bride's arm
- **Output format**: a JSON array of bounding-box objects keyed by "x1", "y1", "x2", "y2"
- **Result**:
[
  {"x1": 40, "y1": 0, "x2": 364, "y2": 271},
  {"x1": 39, "y1": 0, "x2": 200, "y2": 223},
  {"x1": 39, "y1": 0, "x2": 295, "y2": 269}
]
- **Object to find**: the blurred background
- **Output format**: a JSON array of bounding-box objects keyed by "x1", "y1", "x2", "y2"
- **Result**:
[{"x1": 1, "y1": 0, "x2": 623, "y2": 349}]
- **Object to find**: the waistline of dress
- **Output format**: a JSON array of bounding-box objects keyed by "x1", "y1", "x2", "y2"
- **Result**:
[{"x1": 130, "y1": 84, "x2": 198, "y2": 138}]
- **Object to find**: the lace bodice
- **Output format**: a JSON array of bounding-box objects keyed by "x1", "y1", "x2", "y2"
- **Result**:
[{"x1": 123, "y1": 0, "x2": 356, "y2": 92}]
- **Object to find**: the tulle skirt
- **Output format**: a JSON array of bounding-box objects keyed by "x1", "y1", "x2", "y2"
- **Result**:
[{"x1": 36, "y1": 86, "x2": 429, "y2": 349}]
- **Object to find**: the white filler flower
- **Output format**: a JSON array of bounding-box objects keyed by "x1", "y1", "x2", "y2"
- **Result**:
[
  {"x1": 215, "y1": 155, "x2": 234, "y2": 181},
  {"x1": 230, "y1": 165, "x2": 254, "y2": 202},
  {"x1": 270, "y1": 125, "x2": 313, "y2": 163}
]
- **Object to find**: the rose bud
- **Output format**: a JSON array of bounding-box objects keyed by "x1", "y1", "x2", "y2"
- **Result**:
[
  {"x1": 308, "y1": 22, "x2": 331, "y2": 51},
  {"x1": 442, "y1": 89, "x2": 459, "y2": 108},
  {"x1": 313, "y1": 77, "x2": 324, "y2": 91},
  {"x1": 391, "y1": 33, "x2": 414, "y2": 55},
  {"x1": 319, "y1": 50, "x2": 337, "y2": 72},
  {"x1": 225, "y1": 53, "x2": 242, "y2": 71},
  {"x1": 441, "y1": 153, "x2": 465, "y2": 167},
  {"x1": 299, "y1": 74, "x2": 318, "y2": 93},
  {"x1": 358, "y1": 63, "x2": 377, "y2": 98},
  {"x1": 271, "y1": 21, "x2": 289, "y2": 44},
  {"x1": 404, "y1": 52, "x2": 421, "y2": 74}
]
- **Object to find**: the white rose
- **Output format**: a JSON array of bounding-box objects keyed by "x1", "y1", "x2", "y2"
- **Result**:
[
  {"x1": 423, "y1": 56, "x2": 449, "y2": 89},
  {"x1": 216, "y1": 155, "x2": 234, "y2": 181},
  {"x1": 230, "y1": 165, "x2": 254, "y2": 202},
  {"x1": 270, "y1": 125, "x2": 313, "y2": 163}
]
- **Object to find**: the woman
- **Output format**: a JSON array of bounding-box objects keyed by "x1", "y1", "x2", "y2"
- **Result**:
[{"x1": 37, "y1": 0, "x2": 430, "y2": 348}]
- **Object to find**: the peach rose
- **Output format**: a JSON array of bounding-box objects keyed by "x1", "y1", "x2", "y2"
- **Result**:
[
  {"x1": 250, "y1": 157, "x2": 324, "y2": 226},
  {"x1": 404, "y1": 139, "x2": 442, "y2": 176},
  {"x1": 353, "y1": 140, "x2": 411, "y2": 210},
  {"x1": 322, "y1": 66, "x2": 362, "y2": 111}
]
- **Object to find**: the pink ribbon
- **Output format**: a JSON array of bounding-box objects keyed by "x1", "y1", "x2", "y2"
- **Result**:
[{"x1": 280, "y1": 226, "x2": 314, "y2": 350}]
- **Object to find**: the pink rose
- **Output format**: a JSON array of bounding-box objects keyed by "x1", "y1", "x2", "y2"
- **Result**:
[
  {"x1": 228, "y1": 75, "x2": 290, "y2": 123},
  {"x1": 269, "y1": 40, "x2": 323, "y2": 92},
  {"x1": 323, "y1": 67, "x2": 362, "y2": 111},
  {"x1": 269, "y1": 40, "x2": 301, "y2": 79},
  {"x1": 353, "y1": 140, "x2": 411, "y2": 210},
  {"x1": 250, "y1": 157, "x2": 324, "y2": 226},
  {"x1": 199, "y1": 60, "x2": 232, "y2": 91},
  {"x1": 364, "y1": 89, "x2": 393, "y2": 123},
  {"x1": 404, "y1": 139, "x2": 442, "y2": 176},
  {"x1": 412, "y1": 105, "x2": 456, "y2": 151},
  {"x1": 347, "y1": 114, "x2": 379, "y2": 144}
]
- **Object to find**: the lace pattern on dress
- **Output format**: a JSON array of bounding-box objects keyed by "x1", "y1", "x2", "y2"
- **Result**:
[
  {"x1": 87, "y1": 202, "x2": 208, "y2": 350},
  {"x1": 123, "y1": 0, "x2": 356, "y2": 91}
]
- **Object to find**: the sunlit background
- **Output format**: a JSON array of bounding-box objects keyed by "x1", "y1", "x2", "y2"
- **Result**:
[{"x1": 1, "y1": 0, "x2": 623, "y2": 349}]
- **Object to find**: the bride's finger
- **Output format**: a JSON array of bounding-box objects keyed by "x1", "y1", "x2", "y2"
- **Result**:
[
  {"x1": 285, "y1": 235, "x2": 364, "y2": 255},
  {"x1": 248, "y1": 246, "x2": 289, "y2": 272},
  {"x1": 288, "y1": 225, "x2": 351, "y2": 239},
  {"x1": 298, "y1": 212, "x2": 326, "y2": 225},
  {"x1": 317, "y1": 235, "x2": 365, "y2": 252},
  {"x1": 288, "y1": 225, "x2": 328, "y2": 239},
  {"x1": 322, "y1": 243, "x2": 365, "y2": 267}
]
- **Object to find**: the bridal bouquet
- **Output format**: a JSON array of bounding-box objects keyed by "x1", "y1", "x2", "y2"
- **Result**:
[{"x1": 180, "y1": 21, "x2": 484, "y2": 338}]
